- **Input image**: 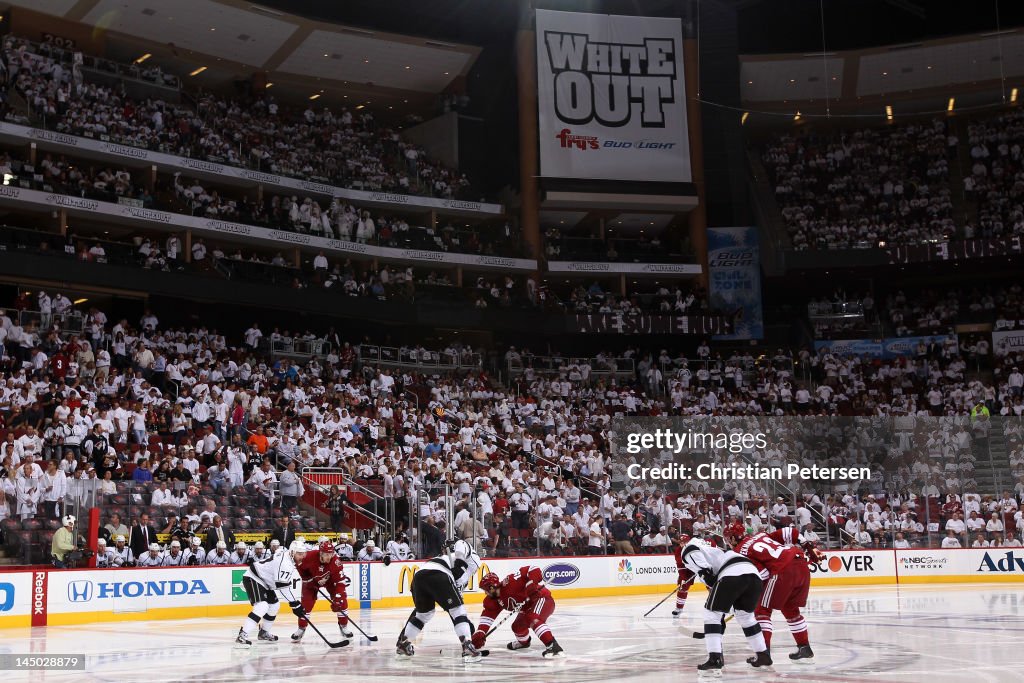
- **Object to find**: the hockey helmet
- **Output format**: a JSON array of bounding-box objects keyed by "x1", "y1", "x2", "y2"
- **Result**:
[
  {"x1": 149, "y1": 543, "x2": 161, "y2": 552},
  {"x1": 216, "y1": 541, "x2": 227, "y2": 549},
  {"x1": 170, "y1": 540, "x2": 181, "y2": 548},
  {"x1": 317, "y1": 536, "x2": 330, "y2": 544},
  {"x1": 289, "y1": 540, "x2": 308, "y2": 556},
  {"x1": 191, "y1": 536, "x2": 202, "y2": 546},
  {"x1": 115, "y1": 535, "x2": 126, "y2": 543},
  {"x1": 723, "y1": 522, "x2": 747, "y2": 545},
  {"x1": 235, "y1": 541, "x2": 247, "y2": 550},
  {"x1": 319, "y1": 540, "x2": 335, "y2": 554},
  {"x1": 479, "y1": 572, "x2": 500, "y2": 593},
  {"x1": 254, "y1": 541, "x2": 265, "y2": 550},
  {"x1": 97, "y1": 538, "x2": 107, "y2": 546}
]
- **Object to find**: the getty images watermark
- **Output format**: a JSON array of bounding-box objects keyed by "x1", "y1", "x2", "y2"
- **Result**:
[{"x1": 610, "y1": 417, "x2": 879, "y2": 484}]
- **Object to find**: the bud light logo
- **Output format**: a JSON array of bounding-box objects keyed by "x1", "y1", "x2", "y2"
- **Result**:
[{"x1": 543, "y1": 563, "x2": 581, "y2": 587}]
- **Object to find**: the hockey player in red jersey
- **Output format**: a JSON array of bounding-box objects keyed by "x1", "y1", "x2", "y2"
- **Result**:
[
  {"x1": 724, "y1": 522, "x2": 817, "y2": 662},
  {"x1": 292, "y1": 540, "x2": 354, "y2": 642},
  {"x1": 671, "y1": 532, "x2": 695, "y2": 616},
  {"x1": 471, "y1": 567, "x2": 565, "y2": 658}
]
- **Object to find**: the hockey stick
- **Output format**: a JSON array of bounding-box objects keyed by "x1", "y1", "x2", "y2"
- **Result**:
[
  {"x1": 692, "y1": 614, "x2": 734, "y2": 639},
  {"x1": 318, "y1": 587, "x2": 379, "y2": 641},
  {"x1": 643, "y1": 576, "x2": 694, "y2": 618},
  {"x1": 303, "y1": 612, "x2": 350, "y2": 649}
]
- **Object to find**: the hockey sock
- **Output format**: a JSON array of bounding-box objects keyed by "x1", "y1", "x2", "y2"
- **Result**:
[
  {"x1": 338, "y1": 613, "x2": 349, "y2": 626},
  {"x1": 243, "y1": 611, "x2": 262, "y2": 637},
  {"x1": 535, "y1": 626, "x2": 554, "y2": 646},
  {"x1": 676, "y1": 597, "x2": 687, "y2": 608},
  {"x1": 448, "y1": 604, "x2": 473, "y2": 641},
  {"x1": 703, "y1": 612, "x2": 725, "y2": 654},
  {"x1": 735, "y1": 610, "x2": 767, "y2": 653},
  {"x1": 403, "y1": 609, "x2": 434, "y2": 640},
  {"x1": 756, "y1": 612, "x2": 773, "y2": 648},
  {"x1": 261, "y1": 612, "x2": 276, "y2": 635},
  {"x1": 297, "y1": 617, "x2": 309, "y2": 629},
  {"x1": 786, "y1": 615, "x2": 809, "y2": 646}
]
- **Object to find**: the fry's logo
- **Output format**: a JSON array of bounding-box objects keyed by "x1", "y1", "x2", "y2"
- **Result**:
[
  {"x1": 543, "y1": 30, "x2": 676, "y2": 128},
  {"x1": 555, "y1": 128, "x2": 599, "y2": 151}
]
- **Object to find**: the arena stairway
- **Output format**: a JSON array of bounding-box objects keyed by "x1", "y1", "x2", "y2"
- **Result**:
[{"x1": 976, "y1": 418, "x2": 1012, "y2": 495}]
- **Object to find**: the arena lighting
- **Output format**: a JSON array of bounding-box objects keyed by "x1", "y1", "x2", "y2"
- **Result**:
[
  {"x1": 886, "y1": 105, "x2": 893, "y2": 120},
  {"x1": 793, "y1": 111, "x2": 801, "y2": 121},
  {"x1": 73, "y1": 298, "x2": 88, "y2": 305},
  {"x1": 356, "y1": 104, "x2": 365, "y2": 110},
  {"x1": 741, "y1": 112, "x2": 749, "y2": 125},
  {"x1": 189, "y1": 66, "x2": 207, "y2": 76},
  {"x1": 1013, "y1": 88, "x2": 1019, "y2": 103},
  {"x1": 134, "y1": 53, "x2": 152, "y2": 64},
  {"x1": 265, "y1": 82, "x2": 273, "y2": 89},
  {"x1": 947, "y1": 97, "x2": 955, "y2": 112},
  {"x1": 309, "y1": 93, "x2": 321, "y2": 100}
]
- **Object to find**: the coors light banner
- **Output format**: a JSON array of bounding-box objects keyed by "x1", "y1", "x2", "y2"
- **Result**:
[{"x1": 535, "y1": 9, "x2": 691, "y2": 183}]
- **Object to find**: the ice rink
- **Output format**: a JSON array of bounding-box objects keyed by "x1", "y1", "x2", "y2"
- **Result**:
[{"x1": 3, "y1": 584, "x2": 1022, "y2": 682}]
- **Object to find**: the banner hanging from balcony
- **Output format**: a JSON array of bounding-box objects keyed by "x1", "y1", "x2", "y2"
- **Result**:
[
  {"x1": 568, "y1": 313, "x2": 732, "y2": 335},
  {"x1": 534, "y1": 9, "x2": 691, "y2": 183},
  {"x1": 707, "y1": 227, "x2": 764, "y2": 340}
]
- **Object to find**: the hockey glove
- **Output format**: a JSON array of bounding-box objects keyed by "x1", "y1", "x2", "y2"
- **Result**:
[
  {"x1": 289, "y1": 601, "x2": 306, "y2": 618},
  {"x1": 471, "y1": 630, "x2": 487, "y2": 649},
  {"x1": 697, "y1": 568, "x2": 716, "y2": 588}
]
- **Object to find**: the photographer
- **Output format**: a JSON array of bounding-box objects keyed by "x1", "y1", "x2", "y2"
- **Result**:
[{"x1": 51, "y1": 514, "x2": 78, "y2": 568}]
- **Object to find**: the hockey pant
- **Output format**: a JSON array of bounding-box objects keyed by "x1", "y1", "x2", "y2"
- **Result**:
[
  {"x1": 676, "y1": 569, "x2": 691, "y2": 609},
  {"x1": 511, "y1": 595, "x2": 556, "y2": 646},
  {"x1": 755, "y1": 561, "x2": 811, "y2": 648},
  {"x1": 298, "y1": 584, "x2": 349, "y2": 629},
  {"x1": 403, "y1": 570, "x2": 473, "y2": 642},
  {"x1": 241, "y1": 575, "x2": 281, "y2": 637},
  {"x1": 702, "y1": 573, "x2": 767, "y2": 656}
]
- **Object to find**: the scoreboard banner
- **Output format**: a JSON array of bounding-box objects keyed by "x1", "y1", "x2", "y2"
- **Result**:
[{"x1": 535, "y1": 9, "x2": 691, "y2": 183}]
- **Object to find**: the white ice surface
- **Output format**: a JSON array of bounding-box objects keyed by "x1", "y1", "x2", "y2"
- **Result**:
[{"x1": 2, "y1": 584, "x2": 1022, "y2": 682}]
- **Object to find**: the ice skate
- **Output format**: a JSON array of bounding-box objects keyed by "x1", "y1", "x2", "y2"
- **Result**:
[
  {"x1": 789, "y1": 645, "x2": 814, "y2": 662},
  {"x1": 697, "y1": 652, "x2": 724, "y2": 677}
]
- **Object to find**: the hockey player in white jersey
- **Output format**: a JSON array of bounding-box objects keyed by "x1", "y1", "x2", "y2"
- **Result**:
[
  {"x1": 336, "y1": 534, "x2": 354, "y2": 560},
  {"x1": 396, "y1": 539, "x2": 483, "y2": 663},
  {"x1": 94, "y1": 539, "x2": 115, "y2": 568},
  {"x1": 235, "y1": 541, "x2": 308, "y2": 647},
  {"x1": 110, "y1": 535, "x2": 134, "y2": 567},
  {"x1": 184, "y1": 536, "x2": 206, "y2": 566},
  {"x1": 385, "y1": 533, "x2": 414, "y2": 561},
  {"x1": 137, "y1": 543, "x2": 164, "y2": 567},
  {"x1": 681, "y1": 538, "x2": 772, "y2": 675},
  {"x1": 206, "y1": 541, "x2": 232, "y2": 565},
  {"x1": 232, "y1": 541, "x2": 253, "y2": 564},
  {"x1": 357, "y1": 539, "x2": 384, "y2": 561},
  {"x1": 252, "y1": 541, "x2": 272, "y2": 562},
  {"x1": 161, "y1": 540, "x2": 186, "y2": 566}
]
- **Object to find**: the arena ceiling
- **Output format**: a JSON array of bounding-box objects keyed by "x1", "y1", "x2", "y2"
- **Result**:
[{"x1": 0, "y1": 0, "x2": 481, "y2": 106}]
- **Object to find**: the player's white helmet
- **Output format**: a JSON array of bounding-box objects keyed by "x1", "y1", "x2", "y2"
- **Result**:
[
  {"x1": 216, "y1": 541, "x2": 227, "y2": 549},
  {"x1": 317, "y1": 536, "x2": 329, "y2": 544},
  {"x1": 170, "y1": 540, "x2": 181, "y2": 548},
  {"x1": 149, "y1": 543, "x2": 161, "y2": 552},
  {"x1": 97, "y1": 538, "x2": 106, "y2": 546},
  {"x1": 289, "y1": 540, "x2": 308, "y2": 557},
  {"x1": 235, "y1": 541, "x2": 247, "y2": 550},
  {"x1": 62, "y1": 515, "x2": 76, "y2": 527},
  {"x1": 254, "y1": 541, "x2": 265, "y2": 550},
  {"x1": 191, "y1": 536, "x2": 202, "y2": 546}
]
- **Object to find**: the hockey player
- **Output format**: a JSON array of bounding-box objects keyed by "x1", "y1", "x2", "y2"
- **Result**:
[
  {"x1": 671, "y1": 532, "x2": 694, "y2": 617},
  {"x1": 336, "y1": 534, "x2": 354, "y2": 560},
  {"x1": 207, "y1": 541, "x2": 232, "y2": 565},
  {"x1": 184, "y1": 536, "x2": 207, "y2": 566},
  {"x1": 292, "y1": 540, "x2": 353, "y2": 642},
  {"x1": 236, "y1": 540, "x2": 310, "y2": 647},
  {"x1": 252, "y1": 541, "x2": 272, "y2": 562},
  {"x1": 396, "y1": 539, "x2": 483, "y2": 663},
  {"x1": 110, "y1": 535, "x2": 134, "y2": 567},
  {"x1": 357, "y1": 539, "x2": 383, "y2": 561},
  {"x1": 385, "y1": 532, "x2": 414, "y2": 561},
  {"x1": 724, "y1": 523, "x2": 820, "y2": 662},
  {"x1": 269, "y1": 539, "x2": 282, "y2": 556},
  {"x1": 233, "y1": 541, "x2": 253, "y2": 564},
  {"x1": 681, "y1": 537, "x2": 771, "y2": 674},
  {"x1": 471, "y1": 567, "x2": 564, "y2": 658},
  {"x1": 95, "y1": 538, "x2": 115, "y2": 567},
  {"x1": 161, "y1": 540, "x2": 186, "y2": 566},
  {"x1": 137, "y1": 543, "x2": 164, "y2": 567}
]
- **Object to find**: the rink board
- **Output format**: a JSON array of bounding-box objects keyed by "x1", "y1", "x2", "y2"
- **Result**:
[{"x1": 1, "y1": 548, "x2": 1023, "y2": 627}]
